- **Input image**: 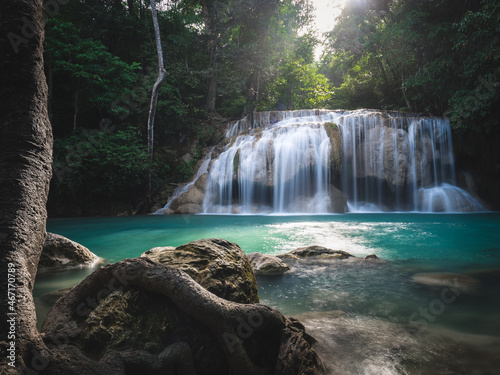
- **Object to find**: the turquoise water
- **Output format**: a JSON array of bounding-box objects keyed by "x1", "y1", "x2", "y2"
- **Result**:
[
  {"x1": 35, "y1": 213, "x2": 500, "y2": 372},
  {"x1": 44, "y1": 213, "x2": 500, "y2": 264},
  {"x1": 36, "y1": 214, "x2": 500, "y2": 334}
]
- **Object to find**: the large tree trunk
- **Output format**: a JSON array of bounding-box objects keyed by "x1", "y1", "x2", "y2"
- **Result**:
[{"x1": 0, "y1": 0, "x2": 53, "y2": 372}]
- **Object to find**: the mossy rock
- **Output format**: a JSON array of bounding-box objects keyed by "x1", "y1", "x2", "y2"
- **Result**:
[{"x1": 142, "y1": 238, "x2": 259, "y2": 304}]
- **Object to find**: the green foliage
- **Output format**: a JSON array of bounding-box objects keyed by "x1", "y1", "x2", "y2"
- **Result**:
[
  {"x1": 259, "y1": 59, "x2": 332, "y2": 110},
  {"x1": 319, "y1": 0, "x2": 499, "y2": 132},
  {"x1": 45, "y1": 19, "x2": 140, "y2": 120},
  {"x1": 52, "y1": 127, "x2": 151, "y2": 210},
  {"x1": 447, "y1": 0, "x2": 500, "y2": 132}
]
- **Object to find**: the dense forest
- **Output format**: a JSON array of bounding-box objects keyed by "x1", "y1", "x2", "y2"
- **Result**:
[{"x1": 45, "y1": 0, "x2": 499, "y2": 216}]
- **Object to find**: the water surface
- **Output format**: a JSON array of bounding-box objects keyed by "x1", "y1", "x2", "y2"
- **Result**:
[{"x1": 36, "y1": 213, "x2": 500, "y2": 373}]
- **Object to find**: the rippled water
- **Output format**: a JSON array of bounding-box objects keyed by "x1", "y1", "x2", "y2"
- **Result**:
[{"x1": 36, "y1": 213, "x2": 500, "y2": 374}]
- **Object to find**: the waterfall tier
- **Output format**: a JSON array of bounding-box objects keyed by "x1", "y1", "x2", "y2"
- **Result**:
[{"x1": 160, "y1": 110, "x2": 485, "y2": 214}]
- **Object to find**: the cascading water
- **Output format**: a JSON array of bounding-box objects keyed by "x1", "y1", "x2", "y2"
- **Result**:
[
  {"x1": 165, "y1": 110, "x2": 485, "y2": 214},
  {"x1": 204, "y1": 112, "x2": 338, "y2": 213},
  {"x1": 338, "y1": 110, "x2": 485, "y2": 212}
]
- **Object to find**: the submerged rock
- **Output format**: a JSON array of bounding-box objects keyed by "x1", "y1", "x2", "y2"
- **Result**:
[
  {"x1": 39, "y1": 232, "x2": 100, "y2": 273},
  {"x1": 142, "y1": 238, "x2": 258, "y2": 304},
  {"x1": 412, "y1": 272, "x2": 482, "y2": 294},
  {"x1": 42, "y1": 252, "x2": 324, "y2": 374},
  {"x1": 247, "y1": 252, "x2": 291, "y2": 276},
  {"x1": 279, "y1": 245, "x2": 353, "y2": 260}
]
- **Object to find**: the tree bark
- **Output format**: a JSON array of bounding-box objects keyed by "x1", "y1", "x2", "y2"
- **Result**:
[
  {"x1": 0, "y1": 0, "x2": 53, "y2": 372},
  {"x1": 147, "y1": 0, "x2": 167, "y2": 200}
]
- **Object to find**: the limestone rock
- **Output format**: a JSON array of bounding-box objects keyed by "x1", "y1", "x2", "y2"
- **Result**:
[
  {"x1": 247, "y1": 252, "x2": 291, "y2": 276},
  {"x1": 39, "y1": 233, "x2": 100, "y2": 273},
  {"x1": 279, "y1": 245, "x2": 353, "y2": 260},
  {"x1": 142, "y1": 238, "x2": 259, "y2": 304},
  {"x1": 168, "y1": 185, "x2": 204, "y2": 214}
]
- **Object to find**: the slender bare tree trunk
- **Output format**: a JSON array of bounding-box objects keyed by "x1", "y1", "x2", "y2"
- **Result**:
[
  {"x1": 201, "y1": 0, "x2": 219, "y2": 113},
  {"x1": 147, "y1": 0, "x2": 167, "y2": 200},
  {"x1": 0, "y1": 0, "x2": 53, "y2": 372}
]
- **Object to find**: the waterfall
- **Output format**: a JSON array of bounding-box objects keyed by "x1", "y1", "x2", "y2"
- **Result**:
[
  {"x1": 338, "y1": 110, "x2": 484, "y2": 212},
  {"x1": 204, "y1": 112, "x2": 343, "y2": 213},
  {"x1": 163, "y1": 110, "x2": 485, "y2": 214}
]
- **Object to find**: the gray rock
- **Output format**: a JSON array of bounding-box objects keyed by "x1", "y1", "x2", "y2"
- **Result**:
[
  {"x1": 42, "y1": 254, "x2": 324, "y2": 374},
  {"x1": 39, "y1": 233, "x2": 100, "y2": 273},
  {"x1": 247, "y1": 252, "x2": 291, "y2": 276},
  {"x1": 169, "y1": 185, "x2": 204, "y2": 214},
  {"x1": 328, "y1": 185, "x2": 347, "y2": 213},
  {"x1": 279, "y1": 245, "x2": 353, "y2": 260},
  {"x1": 142, "y1": 238, "x2": 259, "y2": 304}
]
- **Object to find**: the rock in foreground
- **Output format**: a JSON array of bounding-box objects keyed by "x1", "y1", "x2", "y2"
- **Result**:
[
  {"x1": 41, "y1": 240, "x2": 324, "y2": 375},
  {"x1": 142, "y1": 238, "x2": 258, "y2": 303},
  {"x1": 39, "y1": 232, "x2": 100, "y2": 273}
]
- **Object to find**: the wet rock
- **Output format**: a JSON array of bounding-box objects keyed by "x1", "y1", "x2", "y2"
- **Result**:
[
  {"x1": 323, "y1": 122, "x2": 343, "y2": 171},
  {"x1": 168, "y1": 185, "x2": 204, "y2": 214},
  {"x1": 42, "y1": 256, "x2": 324, "y2": 374},
  {"x1": 279, "y1": 245, "x2": 353, "y2": 260},
  {"x1": 142, "y1": 238, "x2": 258, "y2": 304},
  {"x1": 39, "y1": 233, "x2": 100, "y2": 273},
  {"x1": 247, "y1": 252, "x2": 291, "y2": 276},
  {"x1": 328, "y1": 185, "x2": 347, "y2": 213}
]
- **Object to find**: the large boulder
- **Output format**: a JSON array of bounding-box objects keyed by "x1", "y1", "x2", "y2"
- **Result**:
[
  {"x1": 41, "y1": 252, "x2": 324, "y2": 374},
  {"x1": 141, "y1": 238, "x2": 258, "y2": 304},
  {"x1": 39, "y1": 232, "x2": 100, "y2": 273},
  {"x1": 168, "y1": 185, "x2": 205, "y2": 214},
  {"x1": 247, "y1": 253, "x2": 291, "y2": 276}
]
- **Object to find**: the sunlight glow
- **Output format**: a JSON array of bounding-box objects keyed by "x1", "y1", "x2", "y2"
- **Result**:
[
  {"x1": 310, "y1": 0, "x2": 349, "y2": 59},
  {"x1": 312, "y1": 0, "x2": 348, "y2": 35}
]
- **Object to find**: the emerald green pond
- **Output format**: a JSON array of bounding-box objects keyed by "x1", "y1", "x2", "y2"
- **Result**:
[
  {"x1": 44, "y1": 213, "x2": 500, "y2": 263},
  {"x1": 36, "y1": 213, "x2": 500, "y2": 373}
]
